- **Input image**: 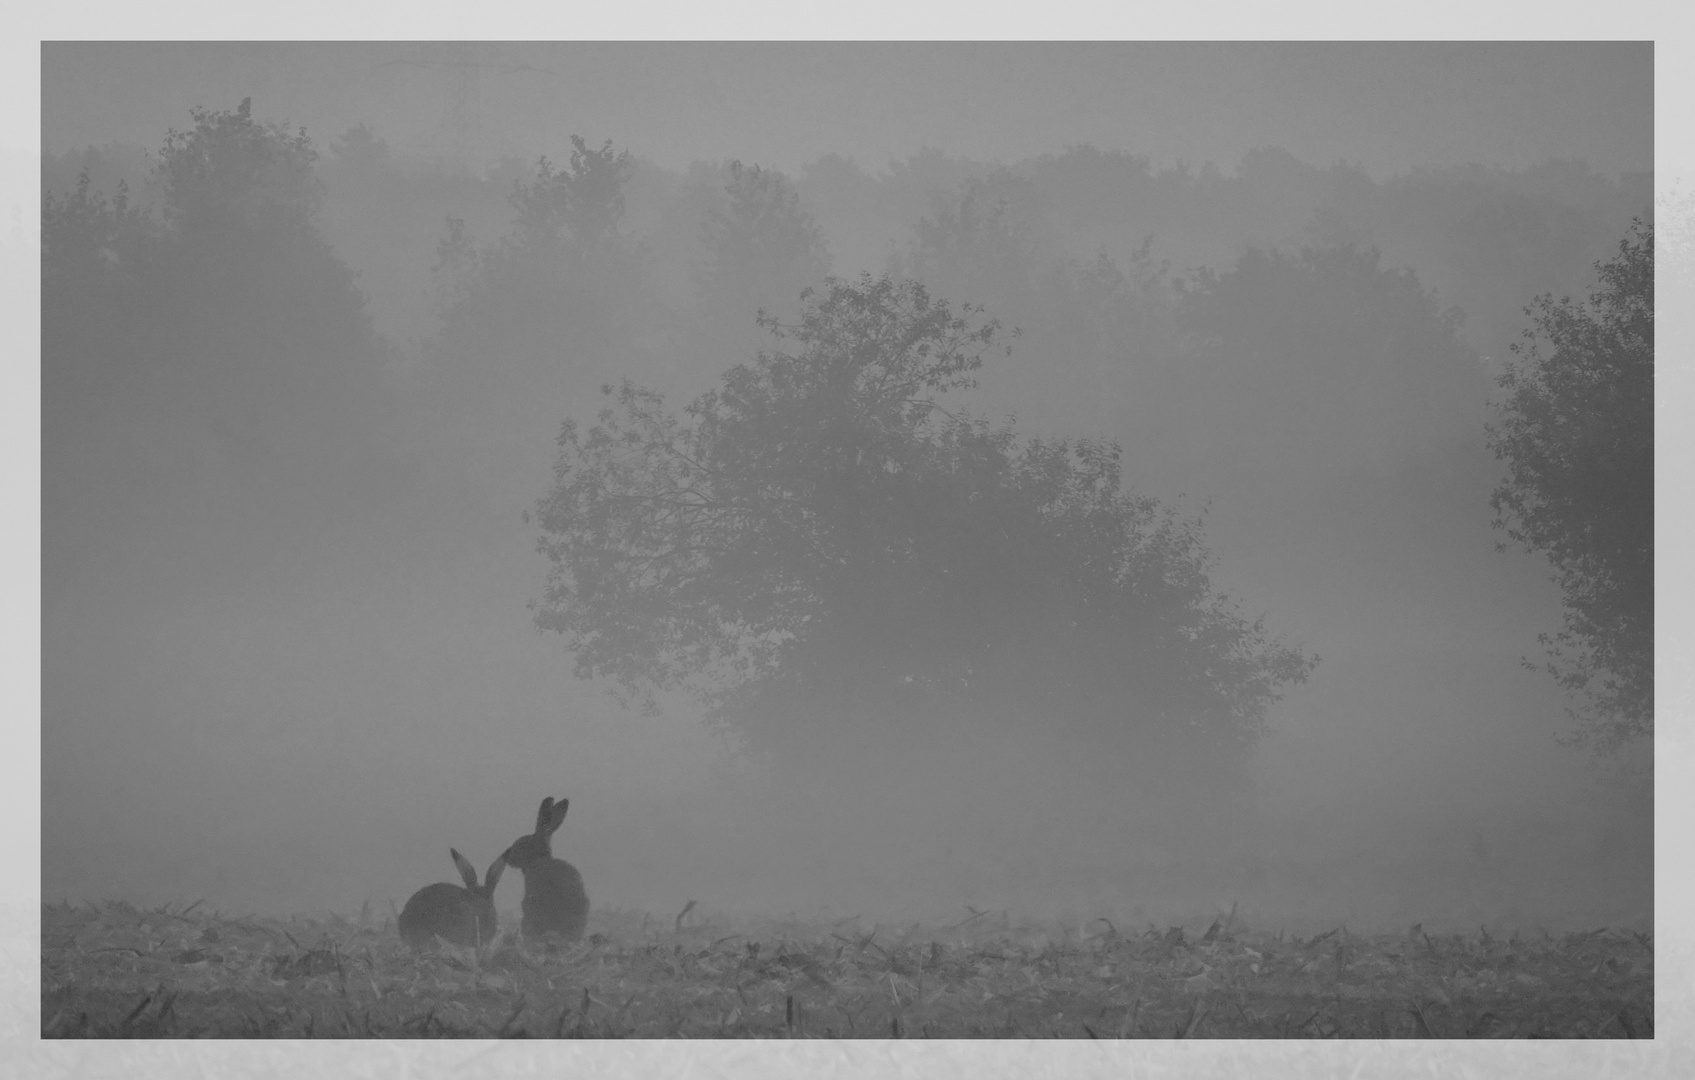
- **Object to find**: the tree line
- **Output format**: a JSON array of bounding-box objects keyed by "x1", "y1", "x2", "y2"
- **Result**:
[{"x1": 42, "y1": 100, "x2": 1655, "y2": 773}]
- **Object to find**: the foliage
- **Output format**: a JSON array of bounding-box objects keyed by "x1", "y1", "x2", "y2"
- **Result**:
[
  {"x1": 1488, "y1": 221, "x2": 1654, "y2": 753},
  {"x1": 559, "y1": 136, "x2": 637, "y2": 253},
  {"x1": 325, "y1": 122, "x2": 402, "y2": 189},
  {"x1": 533, "y1": 274, "x2": 1314, "y2": 768},
  {"x1": 1173, "y1": 244, "x2": 1485, "y2": 496},
  {"x1": 499, "y1": 136, "x2": 635, "y2": 259},
  {"x1": 898, "y1": 171, "x2": 1050, "y2": 322},
  {"x1": 889, "y1": 171, "x2": 1182, "y2": 441},
  {"x1": 427, "y1": 138, "x2": 641, "y2": 411},
  {"x1": 693, "y1": 160, "x2": 832, "y2": 357},
  {"x1": 41, "y1": 99, "x2": 394, "y2": 597},
  {"x1": 155, "y1": 101, "x2": 384, "y2": 445},
  {"x1": 41, "y1": 170, "x2": 159, "y2": 398},
  {"x1": 158, "y1": 97, "x2": 322, "y2": 241},
  {"x1": 44, "y1": 97, "x2": 385, "y2": 444}
]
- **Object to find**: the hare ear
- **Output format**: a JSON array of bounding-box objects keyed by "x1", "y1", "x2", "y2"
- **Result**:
[
  {"x1": 450, "y1": 848, "x2": 478, "y2": 889},
  {"x1": 534, "y1": 798, "x2": 556, "y2": 836},
  {"x1": 483, "y1": 853, "x2": 507, "y2": 892},
  {"x1": 548, "y1": 797, "x2": 570, "y2": 835}
]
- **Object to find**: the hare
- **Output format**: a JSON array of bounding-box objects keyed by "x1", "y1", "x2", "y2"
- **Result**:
[
  {"x1": 398, "y1": 848, "x2": 505, "y2": 948},
  {"x1": 503, "y1": 796, "x2": 589, "y2": 940}
]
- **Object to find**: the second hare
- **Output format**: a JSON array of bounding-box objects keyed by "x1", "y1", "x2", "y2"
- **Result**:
[
  {"x1": 398, "y1": 848, "x2": 505, "y2": 948},
  {"x1": 503, "y1": 796, "x2": 589, "y2": 940}
]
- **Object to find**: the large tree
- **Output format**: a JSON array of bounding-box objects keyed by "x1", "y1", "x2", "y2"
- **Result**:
[
  {"x1": 896, "y1": 171, "x2": 1050, "y2": 324},
  {"x1": 420, "y1": 137, "x2": 646, "y2": 512},
  {"x1": 43, "y1": 99, "x2": 393, "y2": 598},
  {"x1": 1488, "y1": 220, "x2": 1654, "y2": 754},
  {"x1": 533, "y1": 274, "x2": 1315, "y2": 778},
  {"x1": 429, "y1": 135, "x2": 641, "y2": 394},
  {"x1": 1173, "y1": 244, "x2": 1485, "y2": 497}
]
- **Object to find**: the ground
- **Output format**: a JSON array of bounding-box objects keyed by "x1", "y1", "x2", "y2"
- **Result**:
[{"x1": 40, "y1": 900, "x2": 1652, "y2": 1039}]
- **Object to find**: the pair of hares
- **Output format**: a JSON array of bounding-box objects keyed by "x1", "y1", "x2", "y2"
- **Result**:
[{"x1": 398, "y1": 797, "x2": 589, "y2": 948}]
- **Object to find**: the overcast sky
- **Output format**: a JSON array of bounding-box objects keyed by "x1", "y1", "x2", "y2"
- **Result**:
[
  {"x1": 40, "y1": 41, "x2": 1654, "y2": 180},
  {"x1": 36, "y1": 41, "x2": 1654, "y2": 181}
]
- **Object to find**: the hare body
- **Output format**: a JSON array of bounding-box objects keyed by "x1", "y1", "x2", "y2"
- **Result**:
[
  {"x1": 504, "y1": 797, "x2": 589, "y2": 940},
  {"x1": 519, "y1": 858, "x2": 589, "y2": 939},
  {"x1": 398, "y1": 848, "x2": 504, "y2": 948}
]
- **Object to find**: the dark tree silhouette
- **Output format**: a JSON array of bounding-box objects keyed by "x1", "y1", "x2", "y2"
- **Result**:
[
  {"x1": 533, "y1": 275, "x2": 1315, "y2": 776},
  {"x1": 42, "y1": 99, "x2": 394, "y2": 600},
  {"x1": 1488, "y1": 220, "x2": 1653, "y2": 754}
]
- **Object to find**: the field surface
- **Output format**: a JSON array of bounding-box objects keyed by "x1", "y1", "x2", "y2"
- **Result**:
[{"x1": 41, "y1": 901, "x2": 1652, "y2": 1039}]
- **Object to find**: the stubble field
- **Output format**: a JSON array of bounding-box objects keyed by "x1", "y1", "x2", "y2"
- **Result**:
[{"x1": 39, "y1": 900, "x2": 1653, "y2": 1039}]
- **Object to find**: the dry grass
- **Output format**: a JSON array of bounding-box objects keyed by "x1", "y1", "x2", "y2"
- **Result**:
[{"x1": 40, "y1": 900, "x2": 1652, "y2": 1038}]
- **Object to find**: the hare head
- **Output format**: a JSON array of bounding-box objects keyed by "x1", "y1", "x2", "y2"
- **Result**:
[{"x1": 503, "y1": 796, "x2": 568, "y2": 871}]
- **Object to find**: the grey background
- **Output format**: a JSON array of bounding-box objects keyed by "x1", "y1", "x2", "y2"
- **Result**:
[{"x1": 39, "y1": 41, "x2": 1655, "y2": 936}]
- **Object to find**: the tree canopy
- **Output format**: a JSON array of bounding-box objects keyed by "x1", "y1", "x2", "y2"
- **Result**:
[
  {"x1": 1175, "y1": 244, "x2": 1484, "y2": 492},
  {"x1": 533, "y1": 274, "x2": 1316, "y2": 772},
  {"x1": 691, "y1": 160, "x2": 833, "y2": 361},
  {"x1": 1488, "y1": 220, "x2": 1654, "y2": 753},
  {"x1": 426, "y1": 138, "x2": 643, "y2": 421},
  {"x1": 42, "y1": 99, "x2": 393, "y2": 599}
]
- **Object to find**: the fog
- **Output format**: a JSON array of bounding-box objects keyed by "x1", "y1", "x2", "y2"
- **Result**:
[{"x1": 41, "y1": 42, "x2": 1653, "y2": 935}]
